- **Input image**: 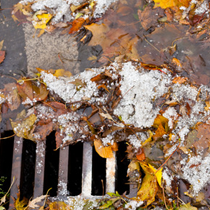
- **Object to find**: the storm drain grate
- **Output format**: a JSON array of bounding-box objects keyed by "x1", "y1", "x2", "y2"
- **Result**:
[{"x1": 0, "y1": 132, "x2": 138, "y2": 209}]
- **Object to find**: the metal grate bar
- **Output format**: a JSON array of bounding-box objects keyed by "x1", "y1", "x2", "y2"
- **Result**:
[
  {"x1": 33, "y1": 141, "x2": 46, "y2": 198},
  {"x1": 81, "y1": 142, "x2": 92, "y2": 196},
  {"x1": 9, "y1": 137, "x2": 23, "y2": 210},
  {"x1": 58, "y1": 146, "x2": 69, "y2": 196},
  {"x1": 106, "y1": 152, "x2": 116, "y2": 193}
]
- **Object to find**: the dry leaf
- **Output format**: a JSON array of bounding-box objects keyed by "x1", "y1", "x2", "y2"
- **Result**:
[
  {"x1": 0, "y1": 40, "x2": 4, "y2": 51},
  {"x1": 27, "y1": 195, "x2": 48, "y2": 208},
  {"x1": 172, "y1": 76, "x2": 188, "y2": 84}
]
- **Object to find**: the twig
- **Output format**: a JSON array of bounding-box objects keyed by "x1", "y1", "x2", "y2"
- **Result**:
[
  {"x1": 0, "y1": 133, "x2": 15, "y2": 140},
  {"x1": 155, "y1": 143, "x2": 180, "y2": 173}
]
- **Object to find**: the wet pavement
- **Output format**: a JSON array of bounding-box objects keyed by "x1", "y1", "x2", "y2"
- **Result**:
[{"x1": 0, "y1": 0, "x2": 27, "y2": 88}]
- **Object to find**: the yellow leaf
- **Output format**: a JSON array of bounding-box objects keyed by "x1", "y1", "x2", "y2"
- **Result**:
[
  {"x1": 49, "y1": 201, "x2": 68, "y2": 210},
  {"x1": 94, "y1": 139, "x2": 117, "y2": 158},
  {"x1": 142, "y1": 130, "x2": 153, "y2": 146},
  {"x1": 148, "y1": 164, "x2": 163, "y2": 187},
  {"x1": 136, "y1": 162, "x2": 159, "y2": 206},
  {"x1": 0, "y1": 40, "x2": 4, "y2": 51},
  {"x1": 11, "y1": 112, "x2": 37, "y2": 140},
  {"x1": 53, "y1": 69, "x2": 72, "y2": 78},
  {"x1": 153, "y1": 123, "x2": 166, "y2": 140},
  {"x1": 179, "y1": 203, "x2": 197, "y2": 210},
  {"x1": 75, "y1": 12, "x2": 83, "y2": 19},
  {"x1": 88, "y1": 55, "x2": 97, "y2": 61},
  {"x1": 33, "y1": 13, "x2": 53, "y2": 29},
  {"x1": 153, "y1": 0, "x2": 176, "y2": 9},
  {"x1": 205, "y1": 101, "x2": 210, "y2": 111},
  {"x1": 14, "y1": 192, "x2": 28, "y2": 210},
  {"x1": 153, "y1": 115, "x2": 169, "y2": 131}
]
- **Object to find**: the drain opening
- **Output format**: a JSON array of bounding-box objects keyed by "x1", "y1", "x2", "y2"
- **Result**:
[
  {"x1": 44, "y1": 132, "x2": 59, "y2": 196},
  {"x1": 116, "y1": 142, "x2": 130, "y2": 195},
  {"x1": 0, "y1": 131, "x2": 14, "y2": 209},
  {"x1": 68, "y1": 142, "x2": 82, "y2": 196},
  {"x1": 92, "y1": 145, "x2": 106, "y2": 195},
  {"x1": 20, "y1": 139, "x2": 36, "y2": 200}
]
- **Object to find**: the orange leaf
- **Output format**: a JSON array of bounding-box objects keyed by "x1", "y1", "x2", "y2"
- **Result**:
[
  {"x1": 172, "y1": 76, "x2": 187, "y2": 84},
  {"x1": 94, "y1": 139, "x2": 116, "y2": 158},
  {"x1": 136, "y1": 147, "x2": 146, "y2": 161},
  {"x1": 153, "y1": 123, "x2": 166, "y2": 140},
  {"x1": 0, "y1": 51, "x2": 5, "y2": 64},
  {"x1": 69, "y1": 18, "x2": 86, "y2": 34},
  {"x1": 172, "y1": 58, "x2": 182, "y2": 67}
]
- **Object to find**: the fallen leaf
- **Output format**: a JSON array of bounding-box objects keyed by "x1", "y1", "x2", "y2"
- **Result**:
[
  {"x1": 136, "y1": 162, "x2": 159, "y2": 206},
  {"x1": 27, "y1": 195, "x2": 48, "y2": 208},
  {"x1": 0, "y1": 51, "x2": 5, "y2": 64},
  {"x1": 205, "y1": 101, "x2": 210, "y2": 111},
  {"x1": 153, "y1": 115, "x2": 169, "y2": 131},
  {"x1": 142, "y1": 130, "x2": 153, "y2": 146},
  {"x1": 49, "y1": 201, "x2": 68, "y2": 210},
  {"x1": 148, "y1": 164, "x2": 163, "y2": 187},
  {"x1": 69, "y1": 18, "x2": 86, "y2": 34},
  {"x1": 14, "y1": 192, "x2": 28, "y2": 210},
  {"x1": 153, "y1": 123, "x2": 166, "y2": 140},
  {"x1": 0, "y1": 40, "x2": 4, "y2": 51},
  {"x1": 32, "y1": 13, "x2": 53, "y2": 30},
  {"x1": 11, "y1": 111, "x2": 37, "y2": 140},
  {"x1": 172, "y1": 58, "x2": 182, "y2": 67},
  {"x1": 94, "y1": 139, "x2": 118, "y2": 158},
  {"x1": 4, "y1": 83, "x2": 21, "y2": 111},
  {"x1": 53, "y1": 69, "x2": 72, "y2": 78},
  {"x1": 172, "y1": 76, "x2": 187, "y2": 84},
  {"x1": 179, "y1": 203, "x2": 197, "y2": 210},
  {"x1": 136, "y1": 147, "x2": 146, "y2": 161}
]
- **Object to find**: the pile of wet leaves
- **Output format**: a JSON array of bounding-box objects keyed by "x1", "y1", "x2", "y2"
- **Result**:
[{"x1": 0, "y1": 0, "x2": 210, "y2": 209}]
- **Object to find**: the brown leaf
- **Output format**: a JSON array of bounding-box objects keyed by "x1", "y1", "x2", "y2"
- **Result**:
[
  {"x1": 32, "y1": 119, "x2": 54, "y2": 141},
  {"x1": 16, "y1": 80, "x2": 33, "y2": 101},
  {"x1": 193, "y1": 123, "x2": 210, "y2": 151},
  {"x1": 55, "y1": 130, "x2": 63, "y2": 149},
  {"x1": 4, "y1": 83, "x2": 21, "y2": 111},
  {"x1": 0, "y1": 51, "x2": 6, "y2": 64}
]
